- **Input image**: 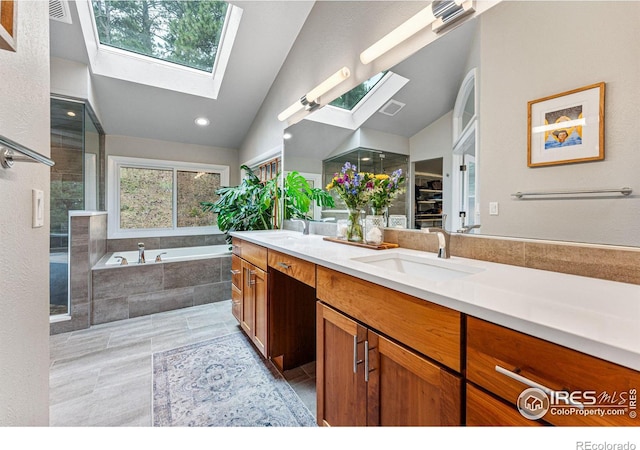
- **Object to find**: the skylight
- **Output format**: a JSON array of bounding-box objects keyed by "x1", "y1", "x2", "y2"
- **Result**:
[
  {"x1": 329, "y1": 71, "x2": 388, "y2": 111},
  {"x1": 91, "y1": 0, "x2": 229, "y2": 73}
]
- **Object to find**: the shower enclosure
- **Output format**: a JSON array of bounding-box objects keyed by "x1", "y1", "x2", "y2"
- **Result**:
[{"x1": 50, "y1": 97, "x2": 104, "y2": 317}]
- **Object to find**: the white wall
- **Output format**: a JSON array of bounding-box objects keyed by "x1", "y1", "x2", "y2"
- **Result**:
[
  {"x1": 0, "y1": 1, "x2": 51, "y2": 425},
  {"x1": 106, "y1": 135, "x2": 240, "y2": 186},
  {"x1": 50, "y1": 57, "x2": 103, "y2": 125},
  {"x1": 479, "y1": 1, "x2": 640, "y2": 246}
]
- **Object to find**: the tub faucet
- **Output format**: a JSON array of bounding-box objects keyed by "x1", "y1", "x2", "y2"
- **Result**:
[
  {"x1": 138, "y1": 242, "x2": 145, "y2": 264},
  {"x1": 114, "y1": 256, "x2": 128, "y2": 265},
  {"x1": 155, "y1": 252, "x2": 167, "y2": 263}
]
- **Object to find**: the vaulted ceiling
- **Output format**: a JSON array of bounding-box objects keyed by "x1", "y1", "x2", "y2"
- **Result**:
[{"x1": 49, "y1": 1, "x2": 315, "y2": 149}]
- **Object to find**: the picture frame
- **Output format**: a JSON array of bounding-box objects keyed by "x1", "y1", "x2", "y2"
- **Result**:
[
  {"x1": 527, "y1": 82, "x2": 605, "y2": 167},
  {"x1": 0, "y1": 0, "x2": 17, "y2": 52}
]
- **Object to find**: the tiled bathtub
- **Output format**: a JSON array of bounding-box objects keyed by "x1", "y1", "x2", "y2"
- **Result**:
[{"x1": 91, "y1": 245, "x2": 232, "y2": 324}]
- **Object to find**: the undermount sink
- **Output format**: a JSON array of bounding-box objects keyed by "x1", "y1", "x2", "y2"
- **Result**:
[{"x1": 351, "y1": 252, "x2": 483, "y2": 281}]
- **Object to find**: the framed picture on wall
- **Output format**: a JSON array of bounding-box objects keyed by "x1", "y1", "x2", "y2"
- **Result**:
[
  {"x1": 0, "y1": 0, "x2": 17, "y2": 52},
  {"x1": 528, "y1": 82, "x2": 605, "y2": 167}
]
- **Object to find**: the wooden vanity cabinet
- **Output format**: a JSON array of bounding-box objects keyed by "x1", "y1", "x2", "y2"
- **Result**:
[
  {"x1": 232, "y1": 238, "x2": 269, "y2": 357},
  {"x1": 316, "y1": 267, "x2": 463, "y2": 427},
  {"x1": 467, "y1": 316, "x2": 640, "y2": 426}
]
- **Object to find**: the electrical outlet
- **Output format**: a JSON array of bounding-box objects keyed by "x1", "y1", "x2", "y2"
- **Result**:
[{"x1": 489, "y1": 202, "x2": 499, "y2": 216}]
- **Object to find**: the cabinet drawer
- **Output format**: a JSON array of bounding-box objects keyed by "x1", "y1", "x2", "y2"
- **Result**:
[
  {"x1": 231, "y1": 254, "x2": 242, "y2": 288},
  {"x1": 268, "y1": 249, "x2": 315, "y2": 287},
  {"x1": 232, "y1": 238, "x2": 267, "y2": 271},
  {"x1": 466, "y1": 383, "x2": 544, "y2": 426},
  {"x1": 467, "y1": 316, "x2": 640, "y2": 426},
  {"x1": 317, "y1": 266, "x2": 461, "y2": 372}
]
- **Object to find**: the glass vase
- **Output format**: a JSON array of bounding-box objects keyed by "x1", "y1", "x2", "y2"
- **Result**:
[
  {"x1": 346, "y1": 208, "x2": 364, "y2": 243},
  {"x1": 365, "y1": 214, "x2": 385, "y2": 245}
]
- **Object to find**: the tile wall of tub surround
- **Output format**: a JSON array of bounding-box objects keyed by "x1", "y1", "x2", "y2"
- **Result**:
[
  {"x1": 383, "y1": 229, "x2": 640, "y2": 285},
  {"x1": 51, "y1": 212, "x2": 108, "y2": 335},
  {"x1": 107, "y1": 234, "x2": 227, "y2": 253},
  {"x1": 90, "y1": 255, "x2": 232, "y2": 325}
]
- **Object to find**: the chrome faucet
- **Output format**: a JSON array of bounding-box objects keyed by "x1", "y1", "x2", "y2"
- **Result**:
[
  {"x1": 155, "y1": 252, "x2": 167, "y2": 263},
  {"x1": 138, "y1": 242, "x2": 145, "y2": 264},
  {"x1": 457, "y1": 224, "x2": 481, "y2": 234},
  {"x1": 291, "y1": 218, "x2": 310, "y2": 235},
  {"x1": 423, "y1": 214, "x2": 450, "y2": 258}
]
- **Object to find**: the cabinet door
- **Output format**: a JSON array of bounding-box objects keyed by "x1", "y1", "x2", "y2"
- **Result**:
[
  {"x1": 316, "y1": 303, "x2": 367, "y2": 427},
  {"x1": 251, "y1": 265, "x2": 268, "y2": 357},
  {"x1": 231, "y1": 255, "x2": 242, "y2": 323},
  {"x1": 367, "y1": 330, "x2": 462, "y2": 426},
  {"x1": 240, "y1": 260, "x2": 254, "y2": 337}
]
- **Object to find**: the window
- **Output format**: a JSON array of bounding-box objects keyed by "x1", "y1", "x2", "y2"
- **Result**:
[
  {"x1": 329, "y1": 71, "x2": 387, "y2": 111},
  {"x1": 91, "y1": 0, "x2": 229, "y2": 73},
  {"x1": 108, "y1": 156, "x2": 229, "y2": 238},
  {"x1": 77, "y1": 1, "x2": 242, "y2": 99},
  {"x1": 254, "y1": 157, "x2": 280, "y2": 182}
]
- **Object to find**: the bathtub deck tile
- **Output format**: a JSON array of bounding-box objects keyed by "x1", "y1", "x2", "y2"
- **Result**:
[
  {"x1": 128, "y1": 286, "x2": 195, "y2": 318},
  {"x1": 163, "y1": 258, "x2": 222, "y2": 289},
  {"x1": 92, "y1": 295, "x2": 130, "y2": 325},
  {"x1": 92, "y1": 264, "x2": 165, "y2": 300},
  {"x1": 193, "y1": 281, "x2": 231, "y2": 306}
]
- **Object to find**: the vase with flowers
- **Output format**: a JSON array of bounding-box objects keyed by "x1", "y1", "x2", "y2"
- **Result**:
[
  {"x1": 370, "y1": 169, "x2": 406, "y2": 224},
  {"x1": 325, "y1": 162, "x2": 374, "y2": 242}
]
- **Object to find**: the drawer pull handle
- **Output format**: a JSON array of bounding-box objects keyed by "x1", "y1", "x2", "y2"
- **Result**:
[
  {"x1": 277, "y1": 262, "x2": 291, "y2": 270},
  {"x1": 495, "y1": 365, "x2": 584, "y2": 410},
  {"x1": 353, "y1": 335, "x2": 363, "y2": 374}
]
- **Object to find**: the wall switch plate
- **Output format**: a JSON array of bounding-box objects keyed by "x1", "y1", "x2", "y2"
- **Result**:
[
  {"x1": 489, "y1": 202, "x2": 499, "y2": 216},
  {"x1": 32, "y1": 189, "x2": 44, "y2": 228}
]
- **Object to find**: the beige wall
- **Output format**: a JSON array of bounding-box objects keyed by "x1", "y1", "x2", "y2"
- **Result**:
[
  {"x1": 0, "y1": 1, "x2": 51, "y2": 425},
  {"x1": 106, "y1": 135, "x2": 240, "y2": 186},
  {"x1": 479, "y1": 1, "x2": 640, "y2": 246}
]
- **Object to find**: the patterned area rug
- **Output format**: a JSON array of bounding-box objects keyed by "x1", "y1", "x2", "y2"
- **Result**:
[{"x1": 153, "y1": 332, "x2": 316, "y2": 427}]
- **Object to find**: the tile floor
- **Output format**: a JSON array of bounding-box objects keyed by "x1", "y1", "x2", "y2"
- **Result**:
[{"x1": 49, "y1": 300, "x2": 317, "y2": 426}]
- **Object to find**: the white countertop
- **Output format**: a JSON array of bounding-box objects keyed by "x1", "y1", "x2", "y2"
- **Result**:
[{"x1": 231, "y1": 229, "x2": 640, "y2": 371}]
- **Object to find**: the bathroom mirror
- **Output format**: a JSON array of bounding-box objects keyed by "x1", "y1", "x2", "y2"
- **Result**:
[{"x1": 283, "y1": 1, "x2": 640, "y2": 247}]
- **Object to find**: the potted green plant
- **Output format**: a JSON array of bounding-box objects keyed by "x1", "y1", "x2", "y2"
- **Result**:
[{"x1": 202, "y1": 166, "x2": 334, "y2": 244}]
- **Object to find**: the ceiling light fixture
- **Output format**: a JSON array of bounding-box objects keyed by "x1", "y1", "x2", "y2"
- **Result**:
[
  {"x1": 67, "y1": 111, "x2": 76, "y2": 117},
  {"x1": 283, "y1": 132, "x2": 292, "y2": 140},
  {"x1": 359, "y1": 0, "x2": 472, "y2": 65},
  {"x1": 278, "y1": 67, "x2": 351, "y2": 122},
  {"x1": 195, "y1": 117, "x2": 210, "y2": 126}
]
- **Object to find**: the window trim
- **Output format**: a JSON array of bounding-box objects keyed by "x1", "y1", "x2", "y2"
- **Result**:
[{"x1": 107, "y1": 156, "x2": 229, "y2": 239}]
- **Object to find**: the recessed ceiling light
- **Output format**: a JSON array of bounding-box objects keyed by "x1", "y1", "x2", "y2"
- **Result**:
[
  {"x1": 67, "y1": 111, "x2": 76, "y2": 117},
  {"x1": 283, "y1": 132, "x2": 292, "y2": 140},
  {"x1": 195, "y1": 117, "x2": 210, "y2": 126},
  {"x1": 361, "y1": 157, "x2": 371, "y2": 161}
]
